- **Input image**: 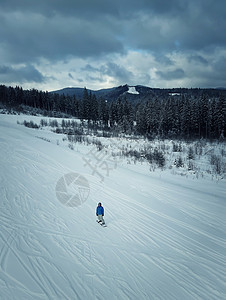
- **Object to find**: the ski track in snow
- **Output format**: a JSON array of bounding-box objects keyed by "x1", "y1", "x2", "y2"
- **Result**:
[{"x1": 0, "y1": 114, "x2": 226, "y2": 300}]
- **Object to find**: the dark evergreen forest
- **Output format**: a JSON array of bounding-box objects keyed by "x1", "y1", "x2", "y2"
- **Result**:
[{"x1": 0, "y1": 84, "x2": 225, "y2": 140}]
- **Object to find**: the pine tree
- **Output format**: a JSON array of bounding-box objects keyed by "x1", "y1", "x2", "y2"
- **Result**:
[
  {"x1": 90, "y1": 94, "x2": 99, "y2": 123},
  {"x1": 99, "y1": 97, "x2": 109, "y2": 127},
  {"x1": 109, "y1": 102, "x2": 118, "y2": 128},
  {"x1": 215, "y1": 96, "x2": 225, "y2": 138},
  {"x1": 136, "y1": 104, "x2": 147, "y2": 135},
  {"x1": 181, "y1": 97, "x2": 191, "y2": 138}
]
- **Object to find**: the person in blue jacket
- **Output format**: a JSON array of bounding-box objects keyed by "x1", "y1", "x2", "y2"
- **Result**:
[{"x1": 96, "y1": 202, "x2": 105, "y2": 224}]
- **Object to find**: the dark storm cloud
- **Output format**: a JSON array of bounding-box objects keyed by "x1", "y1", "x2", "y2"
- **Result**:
[
  {"x1": 1, "y1": 0, "x2": 225, "y2": 62},
  {"x1": 0, "y1": 64, "x2": 45, "y2": 83},
  {"x1": 0, "y1": 0, "x2": 186, "y2": 18},
  {"x1": 0, "y1": 0, "x2": 226, "y2": 88},
  {"x1": 0, "y1": 11, "x2": 123, "y2": 63},
  {"x1": 122, "y1": 1, "x2": 226, "y2": 53}
]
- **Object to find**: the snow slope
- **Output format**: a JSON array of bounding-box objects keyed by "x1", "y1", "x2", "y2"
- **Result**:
[
  {"x1": 127, "y1": 86, "x2": 139, "y2": 94},
  {"x1": 0, "y1": 114, "x2": 225, "y2": 300}
]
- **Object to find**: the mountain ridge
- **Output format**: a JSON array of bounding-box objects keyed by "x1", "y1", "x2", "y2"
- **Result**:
[
  {"x1": 50, "y1": 84, "x2": 226, "y2": 103},
  {"x1": 50, "y1": 84, "x2": 152, "y2": 103}
]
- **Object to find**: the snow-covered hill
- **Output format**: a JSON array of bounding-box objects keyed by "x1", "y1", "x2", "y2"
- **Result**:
[{"x1": 0, "y1": 114, "x2": 225, "y2": 300}]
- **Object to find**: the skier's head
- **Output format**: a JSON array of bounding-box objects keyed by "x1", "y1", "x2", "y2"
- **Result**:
[{"x1": 98, "y1": 202, "x2": 101, "y2": 206}]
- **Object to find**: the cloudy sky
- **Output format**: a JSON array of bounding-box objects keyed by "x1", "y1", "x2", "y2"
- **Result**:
[{"x1": 0, "y1": 0, "x2": 226, "y2": 91}]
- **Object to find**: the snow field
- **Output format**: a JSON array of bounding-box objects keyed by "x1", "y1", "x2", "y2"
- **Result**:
[
  {"x1": 127, "y1": 86, "x2": 139, "y2": 94},
  {"x1": 15, "y1": 113, "x2": 226, "y2": 180},
  {"x1": 0, "y1": 114, "x2": 225, "y2": 300}
]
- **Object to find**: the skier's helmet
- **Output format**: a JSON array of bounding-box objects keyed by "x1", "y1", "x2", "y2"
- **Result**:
[{"x1": 98, "y1": 202, "x2": 101, "y2": 205}]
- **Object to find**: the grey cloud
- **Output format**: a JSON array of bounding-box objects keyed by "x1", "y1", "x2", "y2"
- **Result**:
[
  {"x1": 213, "y1": 56, "x2": 226, "y2": 74},
  {"x1": 0, "y1": 11, "x2": 123, "y2": 64},
  {"x1": 0, "y1": 0, "x2": 186, "y2": 18},
  {"x1": 1, "y1": 0, "x2": 225, "y2": 64},
  {"x1": 82, "y1": 61, "x2": 151, "y2": 86},
  {"x1": 0, "y1": 66, "x2": 9, "y2": 74},
  {"x1": 82, "y1": 64, "x2": 100, "y2": 72},
  {"x1": 188, "y1": 55, "x2": 208, "y2": 65},
  {"x1": 68, "y1": 73, "x2": 74, "y2": 79},
  {"x1": 154, "y1": 55, "x2": 174, "y2": 66},
  {"x1": 86, "y1": 75, "x2": 105, "y2": 83},
  {"x1": 157, "y1": 68, "x2": 185, "y2": 80},
  {"x1": 122, "y1": 1, "x2": 226, "y2": 54},
  {"x1": 0, "y1": 0, "x2": 225, "y2": 89},
  {"x1": 0, "y1": 64, "x2": 46, "y2": 83},
  {"x1": 82, "y1": 62, "x2": 134, "y2": 84},
  {"x1": 1, "y1": 0, "x2": 204, "y2": 23},
  {"x1": 0, "y1": 0, "x2": 120, "y2": 19},
  {"x1": 188, "y1": 72, "x2": 226, "y2": 89},
  {"x1": 101, "y1": 63, "x2": 133, "y2": 82}
]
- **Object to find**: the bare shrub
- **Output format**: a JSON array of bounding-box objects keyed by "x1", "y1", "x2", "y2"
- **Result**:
[
  {"x1": 49, "y1": 119, "x2": 58, "y2": 127},
  {"x1": 68, "y1": 143, "x2": 74, "y2": 150},
  {"x1": 23, "y1": 120, "x2": 39, "y2": 129},
  {"x1": 187, "y1": 146, "x2": 195, "y2": 160},
  {"x1": 210, "y1": 154, "x2": 225, "y2": 175},
  {"x1": 172, "y1": 142, "x2": 182, "y2": 152},
  {"x1": 175, "y1": 156, "x2": 184, "y2": 168},
  {"x1": 40, "y1": 119, "x2": 48, "y2": 127}
]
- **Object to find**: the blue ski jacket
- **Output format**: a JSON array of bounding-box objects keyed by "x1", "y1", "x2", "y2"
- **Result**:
[{"x1": 96, "y1": 206, "x2": 104, "y2": 216}]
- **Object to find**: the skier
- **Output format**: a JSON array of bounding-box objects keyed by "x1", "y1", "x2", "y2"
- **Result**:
[{"x1": 96, "y1": 202, "x2": 105, "y2": 224}]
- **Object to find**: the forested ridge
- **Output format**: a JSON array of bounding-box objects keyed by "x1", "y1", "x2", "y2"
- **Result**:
[{"x1": 0, "y1": 84, "x2": 225, "y2": 139}]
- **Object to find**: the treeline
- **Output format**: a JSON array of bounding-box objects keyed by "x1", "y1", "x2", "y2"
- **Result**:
[
  {"x1": 0, "y1": 85, "x2": 77, "y2": 115},
  {"x1": 0, "y1": 84, "x2": 225, "y2": 139},
  {"x1": 136, "y1": 94, "x2": 225, "y2": 140}
]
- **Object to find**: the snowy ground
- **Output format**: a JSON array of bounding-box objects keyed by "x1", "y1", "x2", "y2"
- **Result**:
[
  {"x1": 127, "y1": 86, "x2": 139, "y2": 94},
  {"x1": 0, "y1": 114, "x2": 225, "y2": 300}
]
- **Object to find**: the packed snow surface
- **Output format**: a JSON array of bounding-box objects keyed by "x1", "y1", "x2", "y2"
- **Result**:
[
  {"x1": 169, "y1": 93, "x2": 181, "y2": 96},
  {"x1": 127, "y1": 86, "x2": 139, "y2": 94},
  {"x1": 0, "y1": 114, "x2": 225, "y2": 300}
]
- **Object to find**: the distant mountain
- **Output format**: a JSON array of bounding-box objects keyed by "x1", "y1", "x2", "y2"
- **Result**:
[
  {"x1": 51, "y1": 87, "x2": 89, "y2": 98},
  {"x1": 215, "y1": 87, "x2": 226, "y2": 90},
  {"x1": 51, "y1": 86, "x2": 119, "y2": 98},
  {"x1": 51, "y1": 85, "x2": 226, "y2": 103},
  {"x1": 51, "y1": 84, "x2": 157, "y2": 103}
]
